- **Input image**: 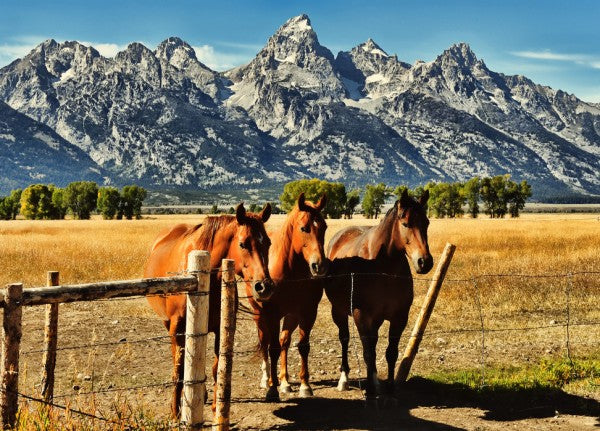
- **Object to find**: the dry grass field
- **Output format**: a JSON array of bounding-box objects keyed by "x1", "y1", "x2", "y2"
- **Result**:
[{"x1": 1, "y1": 212, "x2": 599, "y2": 430}]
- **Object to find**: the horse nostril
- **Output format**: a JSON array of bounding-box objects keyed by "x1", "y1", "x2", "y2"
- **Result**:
[
  {"x1": 311, "y1": 262, "x2": 319, "y2": 273},
  {"x1": 254, "y1": 282, "x2": 265, "y2": 293},
  {"x1": 418, "y1": 258, "x2": 425, "y2": 268}
]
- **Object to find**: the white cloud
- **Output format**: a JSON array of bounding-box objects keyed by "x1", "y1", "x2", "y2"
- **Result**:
[
  {"x1": 192, "y1": 44, "x2": 253, "y2": 71},
  {"x1": 0, "y1": 36, "x2": 47, "y2": 66},
  {"x1": 78, "y1": 41, "x2": 128, "y2": 58},
  {"x1": 511, "y1": 50, "x2": 600, "y2": 69}
]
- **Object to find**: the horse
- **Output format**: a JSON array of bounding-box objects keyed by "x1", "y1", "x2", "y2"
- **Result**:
[
  {"x1": 246, "y1": 193, "x2": 328, "y2": 401},
  {"x1": 144, "y1": 203, "x2": 274, "y2": 418},
  {"x1": 324, "y1": 189, "x2": 433, "y2": 400}
]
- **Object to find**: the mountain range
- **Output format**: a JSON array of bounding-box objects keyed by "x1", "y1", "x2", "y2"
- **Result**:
[{"x1": 1, "y1": 14, "x2": 599, "y2": 200}]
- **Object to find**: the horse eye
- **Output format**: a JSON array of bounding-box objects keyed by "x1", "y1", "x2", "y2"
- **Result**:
[
  {"x1": 402, "y1": 222, "x2": 408, "y2": 228},
  {"x1": 301, "y1": 226, "x2": 310, "y2": 233},
  {"x1": 239, "y1": 242, "x2": 248, "y2": 250}
]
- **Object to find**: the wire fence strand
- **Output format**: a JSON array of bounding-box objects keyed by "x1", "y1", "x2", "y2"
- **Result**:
[{"x1": 7, "y1": 270, "x2": 600, "y2": 426}]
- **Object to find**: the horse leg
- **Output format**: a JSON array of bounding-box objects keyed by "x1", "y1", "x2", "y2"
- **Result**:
[
  {"x1": 211, "y1": 332, "x2": 220, "y2": 412},
  {"x1": 168, "y1": 316, "x2": 186, "y2": 419},
  {"x1": 385, "y1": 313, "x2": 409, "y2": 396},
  {"x1": 297, "y1": 311, "x2": 318, "y2": 398},
  {"x1": 331, "y1": 306, "x2": 350, "y2": 391},
  {"x1": 279, "y1": 314, "x2": 298, "y2": 394},
  {"x1": 257, "y1": 322, "x2": 270, "y2": 389},
  {"x1": 265, "y1": 315, "x2": 281, "y2": 402},
  {"x1": 355, "y1": 315, "x2": 381, "y2": 400}
]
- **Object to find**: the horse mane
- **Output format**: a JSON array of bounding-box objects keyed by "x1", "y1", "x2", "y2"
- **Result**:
[
  {"x1": 194, "y1": 215, "x2": 237, "y2": 249},
  {"x1": 271, "y1": 207, "x2": 296, "y2": 259}
]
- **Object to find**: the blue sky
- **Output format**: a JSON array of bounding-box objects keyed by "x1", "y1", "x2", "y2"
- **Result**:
[{"x1": 1, "y1": 0, "x2": 599, "y2": 102}]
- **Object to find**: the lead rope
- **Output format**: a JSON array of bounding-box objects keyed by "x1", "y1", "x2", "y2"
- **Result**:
[{"x1": 350, "y1": 272, "x2": 363, "y2": 391}]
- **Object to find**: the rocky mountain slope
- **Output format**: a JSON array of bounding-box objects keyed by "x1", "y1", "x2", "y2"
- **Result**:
[
  {"x1": 1, "y1": 14, "x2": 598, "y2": 198},
  {"x1": 0, "y1": 101, "x2": 105, "y2": 192}
]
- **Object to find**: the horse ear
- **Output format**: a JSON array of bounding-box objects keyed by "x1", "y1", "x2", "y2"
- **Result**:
[
  {"x1": 236, "y1": 203, "x2": 247, "y2": 225},
  {"x1": 315, "y1": 194, "x2": 327, "y2": 211},
  {"x1": 399, "y1": 189, "x2": 412, "y2": 209},
  {"x1": 297, "y1": 193, "x2": 309, "y2": 211},
  {"x1": 419, "y1": 189, "x2": 430, "y2": 206},
  {"x1": 259, "y1": 203, "x2": 271, "y2": 223}
]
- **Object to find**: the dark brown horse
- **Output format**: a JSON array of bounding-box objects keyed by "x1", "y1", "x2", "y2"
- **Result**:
[
  {"x1": 325, "y1": 190, "x2": 433, "y2": 399},
  {"x1": 144, "y1": 204, "x2": 274, "y2": 417},
  {"x1": 247, "y1": 193, "x2": 328, "y2": 401}
]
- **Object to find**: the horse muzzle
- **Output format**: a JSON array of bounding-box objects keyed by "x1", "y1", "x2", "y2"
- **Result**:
[
  {"x1": 309, "y1": 258, "x2": 329, "y2": 277},
  {"x1": 415, "y1": 255, "x2": 434, "y2": 274},
  {"x1": 252, "y1": 278, "x2": 275, "y2": 302}
]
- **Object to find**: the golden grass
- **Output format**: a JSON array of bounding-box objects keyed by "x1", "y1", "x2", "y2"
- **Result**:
[{"x1": 2, "y1": 213, "x2": 598, "y2": 286}]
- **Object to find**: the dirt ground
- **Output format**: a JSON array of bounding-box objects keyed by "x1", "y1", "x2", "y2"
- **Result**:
[{"x1": 16, "y1": 290, "x2": 600, "y2": 431}]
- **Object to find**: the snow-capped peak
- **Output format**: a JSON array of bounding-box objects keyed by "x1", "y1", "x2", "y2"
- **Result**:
[
  {"x1": 360, "y1": 38, "x2": 389, "y2": 57},
  {"x1": 439, "y1": 42, "x2": 478, "y2": 66},
  {"x1": 155, "y1": 37, "x2": 197, "y2": 62},
  {"x1": 280, "y1": 14, "x2": 313, "y2": 32}
]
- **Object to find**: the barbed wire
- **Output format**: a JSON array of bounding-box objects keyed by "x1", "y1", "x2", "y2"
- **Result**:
[{"x1": 7, "y1": 269, "x2": 600, "y2": 427}]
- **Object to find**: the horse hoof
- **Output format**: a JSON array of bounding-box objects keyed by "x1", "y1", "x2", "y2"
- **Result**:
[
  {"x1": 299, "y1": 386, "x2": 313, "y2": 398},
  {"x1": 337, "y1": 381, "x2": 349, "y2": 391},
  {"x1": 265, "y1": 386, "x2": 280, "y2": 402},
  {"x1": 280, "y1": 383, "x2": 292, "y2": 394}
]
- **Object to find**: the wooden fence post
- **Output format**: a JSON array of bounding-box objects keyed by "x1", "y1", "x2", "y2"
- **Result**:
[
  {"x1": 396, "y1": 243, "x2": 456, "y2": 383},
  {"x1": 214, "y1": 259, "x2": 236, "y2": 431},
  {"x1": 41, "y1": 271, "x2": 59, "y2": 402},
  {"x1": 1, "y1": 283, "x2": 23, "y2": 429},
  {"x1": 181, "y1": 250, "x2": 211, "y2": 429}
]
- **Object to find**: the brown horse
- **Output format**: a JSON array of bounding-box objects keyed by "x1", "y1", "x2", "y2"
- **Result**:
[
  {"x1": 325, "y1": 190, "x2": 433, "y2": 400},
  {"x1": 246, "y1": 193, "x2": 328, "y2": 401},
  {"x1": 144, "y1": 203, "x2": 274, "y2": 417}
]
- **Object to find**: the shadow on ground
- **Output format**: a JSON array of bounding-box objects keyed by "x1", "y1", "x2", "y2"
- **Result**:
[{"x1": 252, "y1": 377, "x2": 600, "y2": 430}]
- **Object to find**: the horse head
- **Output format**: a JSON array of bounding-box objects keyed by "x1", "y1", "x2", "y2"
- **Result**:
[
  {"x1": 231, "y1": 202, "x2": 275, "y2": 301},
  {"x1": 396, "y1": 189, "x2": 433, "y2": 274},
  {"x1": 290, "y1": 193, "x2": 329, "y2": 277}
]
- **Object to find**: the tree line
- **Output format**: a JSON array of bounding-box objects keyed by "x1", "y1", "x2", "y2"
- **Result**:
[
  {"x1": 279, "y1": 175, "x2": 532, "y2": 219},
  {"x1": 0, "y1": 182, "x2": 147, "y2": 220}
]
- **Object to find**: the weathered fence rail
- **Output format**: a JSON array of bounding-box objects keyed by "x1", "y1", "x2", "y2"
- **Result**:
[{"x1": 0, "y1": 250, "x2": 211, "y2": 430}]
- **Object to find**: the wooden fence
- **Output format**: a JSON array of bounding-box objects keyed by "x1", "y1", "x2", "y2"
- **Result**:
[{"x1": 0, "y1": 250, "x2": 228, "y2": 430}]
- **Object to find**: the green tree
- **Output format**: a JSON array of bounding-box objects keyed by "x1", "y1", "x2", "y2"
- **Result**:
[
  {"x1": 20, "y1": 184, "x2": 54, "y2": 219},
  {"x1": 51, "y1": 187, "x2": 68, "y2": 219},
  {"x1": 120, "y1": 185, "x2": 147, "y2": 220},
  {"x1": 463, "y1": 177, "x2": 481, "y2": 218},
  {"x1": 210, "y1": 204, "x2": 219, "y2": 214},
  {"x1": 393, "y1": 185, "x2": 412, "y2": 200},
  {"x1": 343, "y1": 189, "x2": 360, "y2": 219},
  {"x1": 0, "y1": 197, "x2": 11, "y2": 220},
  {"x1": 65, "y1": 181, "x2": 98, "y2": 220},
  {"x1": 362, "y1": 183, "x2": 390, "y2": 219},
  {"x1": 480, "y1": 175, "x2": 511, "y2": 218},
  {"x1": 280, "y1": 178, "x2": 345, "y2": 218},
  {"x1": 425, "y1": 182, "x2": 465, "y2": 218},
  {"x1": 0, "y1": 189, "x2": 22, "y2": 220},
  {"x1": 507, "y1": 180, "x2": 532, "y2": 217},
  {"x1": 97, "y1": 187, "x2": 121, "y2": 220}
]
